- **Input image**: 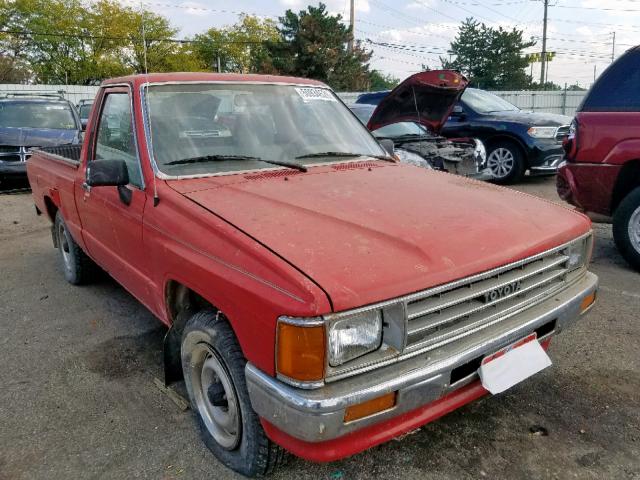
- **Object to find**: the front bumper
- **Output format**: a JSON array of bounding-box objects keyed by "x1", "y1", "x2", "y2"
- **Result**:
[
  {"x1": 528, "y1": 139, "x2": 565, "y2": 174},
  {"x1": 246, "y1": 272, "x2": 598, "y2": 458},
  {"x1": 0, "y1": 161, "x2": 27, "y2": 178}
]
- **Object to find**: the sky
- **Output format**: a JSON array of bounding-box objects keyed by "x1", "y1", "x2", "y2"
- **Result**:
[{"x1": 119, "y1": 0, "x2": 640, "y2": 89}]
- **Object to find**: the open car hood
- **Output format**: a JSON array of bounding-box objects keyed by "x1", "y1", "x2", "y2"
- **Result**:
[{"x1": 367, "y1": 70, "x2": 468, "y2": 133}]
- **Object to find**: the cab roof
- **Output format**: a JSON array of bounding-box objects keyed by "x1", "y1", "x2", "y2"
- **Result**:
[{"x1": 102, "y1": 72, "x2": 328, "y2": 88}]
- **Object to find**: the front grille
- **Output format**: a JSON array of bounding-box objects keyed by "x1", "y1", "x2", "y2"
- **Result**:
[
  {"x1": 403, "y1": 246, "x2": 571, "y2": 352},
  {"x1": 555, "y1": 125, "x2": 570, "y2": 141},
  {"x1": 0, "y1": 146, "x2": 31, "y2": 162}
]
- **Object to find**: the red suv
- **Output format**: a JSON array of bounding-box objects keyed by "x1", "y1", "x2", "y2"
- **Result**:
[{"x1": 558, "y1": 46, "x2": 640, "y2": 269}]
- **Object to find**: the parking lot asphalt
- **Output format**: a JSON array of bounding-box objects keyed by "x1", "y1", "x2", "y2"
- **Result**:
[{"x1": 1, "y1": 176, "x2": 639, "y2": 480}]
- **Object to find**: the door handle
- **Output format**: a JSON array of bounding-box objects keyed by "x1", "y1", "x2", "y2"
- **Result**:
[{"x1": 82, "y1": 182, "x2": 91, "y2": 193}]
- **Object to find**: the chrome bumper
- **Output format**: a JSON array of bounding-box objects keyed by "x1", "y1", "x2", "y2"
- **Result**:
[
  {"x1": 246, "y1": 272, "x2": 598, "y2": 443},
  {"x1": 530, "y1": 154, "x2": 564, "y2": 173}
]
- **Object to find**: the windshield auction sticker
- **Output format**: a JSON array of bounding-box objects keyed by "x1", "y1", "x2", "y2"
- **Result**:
[{"x1": 295, "y1": 87, "x2": 336, "y2": 102}]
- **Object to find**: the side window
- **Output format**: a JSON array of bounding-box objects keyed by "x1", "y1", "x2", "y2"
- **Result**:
[
  {"x1": 581, "y1": 49, "x2": 640, "y2": 112},
  {"x1": 94, "y1": 93, "x2": 142, "y2": 187}
]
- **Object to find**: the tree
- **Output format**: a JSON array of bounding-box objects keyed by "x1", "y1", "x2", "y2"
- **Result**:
[
  {"x1": 264, "y1": 3, "x2": 372, "y2": 90},
  {"x1": 192, "y1": 15, "x2": 279, "y2": 73},
  {"x1": 368, "y1": 70, "x2": 399, "y2": 91},
  {"x1": 442, "y1": 18, "x2": 535, "y2": 90},
  {"x1": 0, "y1": 0, "x2": 202, "y2": 84}
]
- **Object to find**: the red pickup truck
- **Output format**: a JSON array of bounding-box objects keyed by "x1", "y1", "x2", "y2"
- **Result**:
[
  {"x1": 28, "y1": 72, "x2": 598, "y2": 477},
  {"x1": 557, "y1": 46, "x2": 640, "y2": 270}
]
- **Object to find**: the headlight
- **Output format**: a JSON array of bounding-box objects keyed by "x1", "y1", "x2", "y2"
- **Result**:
[
  {"x1": 328, "y1": 309, "x2": 382, "y2": 366},
  {"x1": 564, "y1": 235, "x2": 591, "y2": 272},
  {"x1": 527, "y1": 126, "x2": 558, "y2": 139},
  {"x1": 394, "y1": 148, "x2": 432, "y2": 169}
]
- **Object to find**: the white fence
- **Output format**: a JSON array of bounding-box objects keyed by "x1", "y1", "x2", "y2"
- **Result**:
[
  {"x1": 0, "y1": 84, "x2": 587, "y2": 116},
  {"x1": 338, "y1": 90, "x2": 587, "y2": 116}
]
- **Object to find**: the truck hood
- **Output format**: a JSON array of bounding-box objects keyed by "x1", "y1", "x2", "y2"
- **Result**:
[
  {"x1": 0, "y1": 126, "x2": 79, "y2": 147},
  {"x1": 170, "y1": 163, "x2": 590, "y2": 312},
  {"x1": 367, "y1": 70, "x2": 468, "y2": 134}
]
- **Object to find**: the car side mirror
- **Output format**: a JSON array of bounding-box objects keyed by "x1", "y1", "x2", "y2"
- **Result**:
[
  {"x1": 451, "y1": 105, "x2": 465, "y2": 118},
  {"x1": 379, "y1": 138, "x2": 395, "y2": 156},
  {"x1": 86, "y1": 159, "x2": 129, "y2": 187},
  {"x1": 81, "y1": 119, "x2": 88, "y2": 131}
]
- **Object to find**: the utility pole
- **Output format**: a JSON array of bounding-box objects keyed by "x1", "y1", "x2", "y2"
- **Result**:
[
  {"x1": 540, "y1": 0, "x2": 549, "y2": 88},
  {"x1": 593, "y1": 64, "x2": 597, "y2": 82},
  {"x1": 347, "y1": 0, "x2": 355, "y2": 52},
  {"x1": 611, "y1": 31, "x2": 616, "y2": 62}
]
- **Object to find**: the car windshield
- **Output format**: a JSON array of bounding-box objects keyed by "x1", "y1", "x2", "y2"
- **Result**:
[
  {"x1": 350, "y1": 104, "x2": 427, "y2": 138},
  {"x1": 462, "y1": 89, "x2": 519, "y2": 113},
  {"x1": 0, "y1": 101, "x2": 77, "y2": 129},
  {"x1": 145, "y1": 83, "x2": 386, "y2": 176},
  {"x1": 78, "y1": 104, "x2": 92, "y2": 120}
]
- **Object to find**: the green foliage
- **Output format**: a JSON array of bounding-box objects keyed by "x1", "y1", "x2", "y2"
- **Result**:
[
  {"x1": 192, "y1": 14, "x2": 279, "y2": 73},
  {"x1": 442, "y1": 18, "x2": 536, "y2": 90},
  {"x1": 368, "y1": 70, "x2": 399, "y2": 91},
  {"x1": 0, "y1": 0, "x2": 204, "y2": 84},
  {"x1": 264, "y1": 3, "x2": 372, "y2": 90}
]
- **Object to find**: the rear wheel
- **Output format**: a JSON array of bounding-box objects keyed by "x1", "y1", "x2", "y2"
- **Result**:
[
  {"x1": 486, "y1": 140, "x2": 525, "y2": 184},
  {"x1": 181, "y1": 311, "x2": 286, "y2": 477},
  {"x1": 54, "y1": 211, "x2": 96, "y2": 285},
  {"x1": 613, "y1": 187, "x2": 640, "y2": 271}
]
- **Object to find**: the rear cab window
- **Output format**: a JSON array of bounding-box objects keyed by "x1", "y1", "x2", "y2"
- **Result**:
[{"x1": 580, "y1": 48, "x2": 640, "y2": 112}]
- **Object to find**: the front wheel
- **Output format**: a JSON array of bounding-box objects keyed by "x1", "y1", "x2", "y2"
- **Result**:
[
  {"x1": 486, "y1": 140, "x2": 525, "y2": 184},
  {"x1": 54, "y1": 211, "x2": 96, "y2": 285},
  {"x1": 181, "y1": 311, "x2": 286, "y2": 477},
  {"x1": 613, "y1": 187, "x2": 640, "y2": 271}
]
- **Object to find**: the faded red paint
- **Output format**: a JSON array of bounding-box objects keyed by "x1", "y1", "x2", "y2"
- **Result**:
[{"x1": 27, "y1": 72, "x2": 587, "y2": 462}]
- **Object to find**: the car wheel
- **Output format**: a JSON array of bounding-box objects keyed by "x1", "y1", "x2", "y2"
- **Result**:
[
  {"x1": 613, "y1": 187, "x2": 640, "y2": 271},
  {"x1": 486, "y1": 140, "x2": 525, "y2": 184},
  {"x1": 181, "y1": 310, "x2": 287, "y2": 477},
  {"x1": 54, "y1": 211, "x2": 96, "y2": 285}
]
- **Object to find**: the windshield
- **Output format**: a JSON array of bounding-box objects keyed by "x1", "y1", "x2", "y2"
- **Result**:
[
  {"x1": 145, "y1": 83, "x2": 386, "y2": 176},
  {"x1": 0, "y1": 101, "x2": 77, "y2": 129},
  {"x1": 78, "y1": 104, "x2": 92, "y2": 120},
  {"x1": 462, "y1": 89, "x2": 519, "y2": 113}
]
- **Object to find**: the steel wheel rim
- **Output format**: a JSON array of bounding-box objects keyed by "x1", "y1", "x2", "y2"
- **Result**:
[
  {"x1": 190, "y1": 343, "x2": 241, "y2": 450},
  {"x1": 628, "y1": 206, "x2": 640, "y2": 253},
  {"x1": 487, "y1": 148, "x2": 515, "y2": 178},
  {"x1": 58, "y1": 223, "x2": 72, "y2": 271}
]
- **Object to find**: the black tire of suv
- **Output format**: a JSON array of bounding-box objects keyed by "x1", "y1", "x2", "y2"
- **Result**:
[
  {"x1": 181, "y1": 310, "x2": 287, "y2": 477},
  {"x1": 54, "y1": 211, "x2": 96, "y2": 285},
  {"x1": 486, "y1": 140, "x2": 526, "y2": 184},
  {"x1": 613, "y1": 187, "x2": 640, "y2": 271}
]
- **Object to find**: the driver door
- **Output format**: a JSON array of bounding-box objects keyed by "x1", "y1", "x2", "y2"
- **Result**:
[{"x1": 76, "y1": 87, "x2": 154, "y2": 308}]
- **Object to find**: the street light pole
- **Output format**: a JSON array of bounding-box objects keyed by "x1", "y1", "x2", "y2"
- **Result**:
[
  {"x1": 347, "y1": 0, "x2": 355, "y2": 52},
  {"x1": 539, "y1": 0, "x2": 549, "y2": 87}
]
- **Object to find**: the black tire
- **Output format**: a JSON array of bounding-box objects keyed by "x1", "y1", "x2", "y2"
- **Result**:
[
  {"x1": 54, "y1": 211, "x2": 96, "y2": 285},
  {"x1": 486, "y1": 140, "x2": 526, "y2": 184},
  {"x1": 181, "y1": 311, "x2": 286, "y2": 477},
  {"x1": 613, "y1": 186, "x2": 640, "y2": 271}
]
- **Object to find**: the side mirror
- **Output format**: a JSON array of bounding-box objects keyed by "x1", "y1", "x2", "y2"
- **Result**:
[
  {"x1": 451, "y1": 105, "x2": 465, "y2": 118},
  {"x1": 379, "y1": 138, "x2": 395, "y2": 156},
  {"x1": 81, "y1": 118, "x2": 88, "y2": 131},
  {"x1": 86, "y1": 159, "x2": 129, "y2": 187}
]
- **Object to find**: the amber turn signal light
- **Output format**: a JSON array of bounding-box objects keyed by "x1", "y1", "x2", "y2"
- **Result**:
[
  {"x1": 277, "y1": 322, "x2": 326, "y2": 382},
  {"x1": 580, "y1": 291, "x2": 596, "y2": 313},
  {"x1": 344, "y1": 392, "x2": 397, "y2": 423}
]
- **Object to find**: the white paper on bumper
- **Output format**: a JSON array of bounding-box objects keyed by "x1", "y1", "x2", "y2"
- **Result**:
[{"x1": 479, "y1": 340, "x2": 552, "y2": 394}]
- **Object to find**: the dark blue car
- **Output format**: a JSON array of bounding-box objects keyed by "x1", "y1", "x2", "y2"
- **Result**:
[
  {"x1": 357, "y1": 88, "x2": 571, "y2": 184},
  {"x1": 0, "y1": 93, "x2": 82, "y2": 184}
]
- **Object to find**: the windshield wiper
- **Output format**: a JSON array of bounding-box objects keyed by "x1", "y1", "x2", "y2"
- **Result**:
[
  {"x1": 164, "y1": 154, "x2": 307, "y2": 172},
  {"x1": 295, "y1": 151, "x2": 395, "y2": 163},
  {"x1": 165, "y1": 154, "x2": 260, "y2": 165}
]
